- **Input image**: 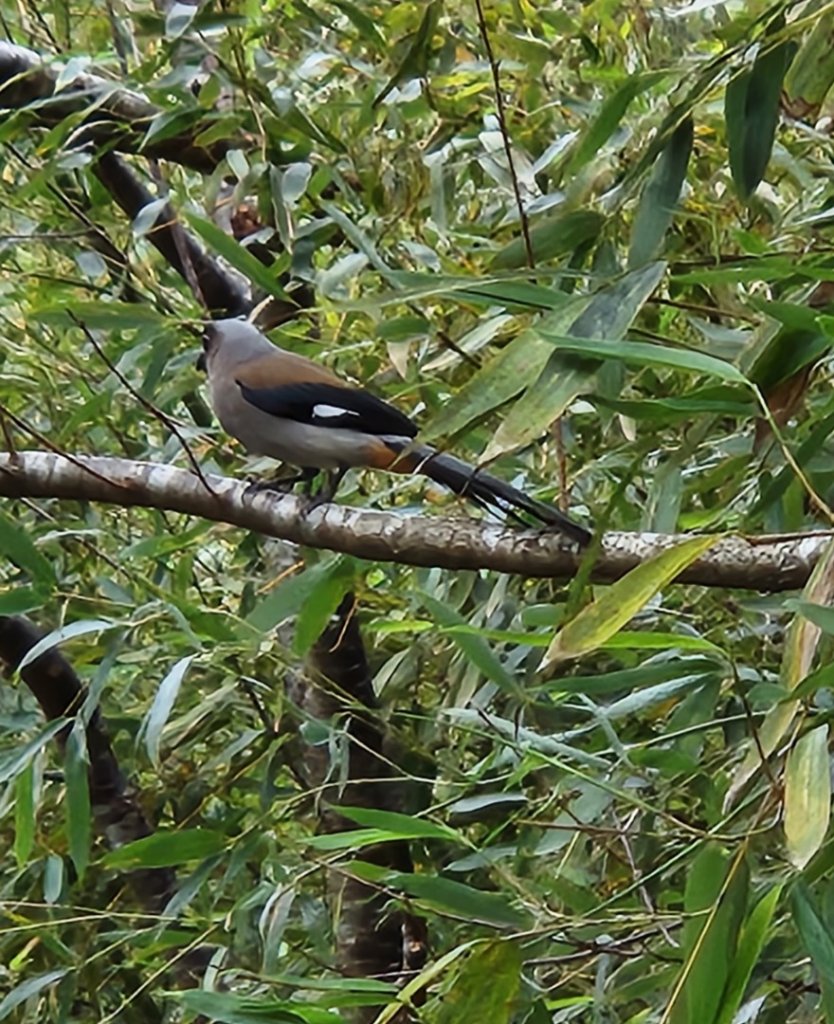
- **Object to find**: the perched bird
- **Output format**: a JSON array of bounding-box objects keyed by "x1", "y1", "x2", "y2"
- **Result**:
[{"x1": 197, "y1": 318, "x2": 591, "y2": 545}]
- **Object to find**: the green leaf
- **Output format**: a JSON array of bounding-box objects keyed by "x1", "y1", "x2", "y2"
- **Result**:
[
  {"x1": 247, "y1": 559, "x2": 341, "y2": 635},
  {"x1": 542, "y1": 536, "x2": 719, "y2": 669},
  {"x1": 334, "y1": 806, "x2": 462, "y2": 842},
  {"x1": 422, "y1": 293, "x2": 592, "y2": 444},
  {"x1": 0, "y1": 970, "x2": 69, "y2": 1021},
  {"x1": 490, "y1": 210, "x2": 605, "y2": 271},
  {"x1": 64, "y1": 725, "x2": 90, "y2": 880},
  {"x1": 727, "y1": 539, "x2": 834, "y2": 808},
  {"x1": 484, "y1": 261, "x2": 668, "y2": 459},
  {"x1": 32, "y1": 300, "x2": 165, "y2": 330},
  {"x1": 675, "y1": 845, "x2": 749, "y2": 1024},
  {"x1": 348, "y1": 862, "x2": 530, "y2": 928},
  {"x1": 433, "y1": 941, "x2": 522, "y2": 1024},
  {"x1": 0, "y1": 720, "x2": 68, "y2": 786},
  {"x1": 535, "y1": 334, "x2": 747, "y2": 384},
  {"x1": 293, "y1": 558, "x2": 355, "y2": 655},
  {"x1": 714, "y1": 885, "x2": 782, "y2": 1024},
  {"x1": 568, "y1": 72, "x2": 667, "y2": 173},
  {"x1": 0, "y1": 509, "x2": 55, "y2": 587},
  {"x1": 175, "y1": 991, "x2": 312, "y2": 1023},
  {"x1": 101, "y1": 828, "x2": 225, "y2": 868},
  {"x1": 784, "y1": 12, "x2": 834, "y2": 115},
  {"x1": 791, "y1": 881, "x2": 834, "y2": 1019},
  {"x1": 184, "y1": 212, "x2": 294, "y2": 304},
  {"x1": 16, "y1": 619, "x2": 119, "y2": 672},
  {"x1": 141, "y1": 656, "x2": 194, "y2": 769},
  {"x1": 726, "y1": 36, "x2": 795, "y2": 199},
  {"x1": 421, "y1": 593, "x2": 519, "y2": 694},
  {"x1": 628, "y1": 117, "x2": 693, "y2": 268},
  {"x1": 785, "y1": 725, "x2": 831, "y2": 870},
  {"x1": 14, "y1": 759, "x2": 36, "y2": 867}
]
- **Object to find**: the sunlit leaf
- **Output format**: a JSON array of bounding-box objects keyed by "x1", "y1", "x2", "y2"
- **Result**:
[
  {"x1": 542, "y1": 536, "x2": 719, "y2": 669},
  {"x1": 785, "y1": 724, "x2": 831, "y2": 870}
]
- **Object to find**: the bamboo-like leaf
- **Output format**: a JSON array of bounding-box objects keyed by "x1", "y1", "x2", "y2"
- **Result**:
[
  {"x1": 484, "y1": 262, "x2": 667, "y2": 460},
  {"x1": 628, "y1": 117, "x2": 693, "y2": 268},
  {"x1": 672, "y1": 845, "x2": 749, "y2": 1024},
  {"x1": 490, "y1": 210, "x2": 604, "y2": 271},
  {"x1": 64, "y1": 725, "x2": 91, "y2": 880},
  {"x1": 185, "y1": 212, "x2": 293, "y2": 303},
  {"x1": 714, "y1": 885, "x2": 782, "y2": 1024},
  {"x1": 542, "y1": 536, "x2": 718, "y2": 670},
  {"x1": 791, "y1": 881, "x2": 834, "y2": 1020},
  {"x1": 102, "y1": 828, "x2": 224, "y2": 868},
  {"x1": 785, "y1": 724, "x2": 831, "y2": 870},
  {"x1": 726, "y1": 35, "x2": 795, "y2": 199},
  {"x1": 141, "y1": 655, "x2": 194, "y2": 769},
  {"x1": 726, "y1": 537, "x2": 834, "y2": 810},
  {"x1": 433, "y1": 941, "x2": 522, "y2": 1024}
]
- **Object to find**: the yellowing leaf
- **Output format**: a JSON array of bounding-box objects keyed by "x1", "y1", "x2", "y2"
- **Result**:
[
  {"x1": 725, "y1": 536, "x2": 834, "y2": 810},
  {"x1": 785, "y1": 724, "x2": 830, "y2": 870},
  {"x1": 541, "y1": 536, "x2": 718, "y2": 671}
]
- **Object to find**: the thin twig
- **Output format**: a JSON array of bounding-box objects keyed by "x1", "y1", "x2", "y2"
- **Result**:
[
  {"x1": 70, "y1": 314, "x2": 216, "y2": 496},
  {"x1": 473, "y1": 0, "x2": 534, "y2": 269},
  {"x1": 0, "y1": 401, "x2": 123, "y2": 489}
]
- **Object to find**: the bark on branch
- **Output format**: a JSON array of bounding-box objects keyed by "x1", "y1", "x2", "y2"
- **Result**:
[{"x1": 0, "y1": 451, "x2": 826, "y2": 590}]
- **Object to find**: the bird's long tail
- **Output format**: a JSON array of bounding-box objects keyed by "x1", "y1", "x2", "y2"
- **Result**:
[{"x1": 384, "y1": 441, "x2": 591, "y2": 545}]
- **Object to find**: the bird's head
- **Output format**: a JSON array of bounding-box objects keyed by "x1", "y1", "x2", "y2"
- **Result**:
[{"x1": 197, "y1": 318, "x2": 273, "y2": 374}]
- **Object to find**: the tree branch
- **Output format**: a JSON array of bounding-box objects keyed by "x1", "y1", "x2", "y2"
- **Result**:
[
  {"x1": 0, "y1": 451, "x2": 825, "y2": 590},
  {"x1": 0, "y1": 40, "x2": 236, "y2": 172}
]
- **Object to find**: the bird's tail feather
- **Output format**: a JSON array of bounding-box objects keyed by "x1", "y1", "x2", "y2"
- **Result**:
[{"x1": 386, "y1": 442, "x2": 591, "y2": 545}]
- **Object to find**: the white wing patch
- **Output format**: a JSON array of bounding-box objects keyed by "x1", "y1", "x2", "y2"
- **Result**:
[{"x1": 313, "y1": 403, "x2": 359, "y2": 420}]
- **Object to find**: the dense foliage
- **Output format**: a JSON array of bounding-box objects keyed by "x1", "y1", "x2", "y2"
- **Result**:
[{"x1": 2, "y1": 1, "x2": 834, "y2": 1022}]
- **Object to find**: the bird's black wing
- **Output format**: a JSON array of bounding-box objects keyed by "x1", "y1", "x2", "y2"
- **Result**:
[{"x1": 237, "y1": 380, "x2": 419, "y2": 438}]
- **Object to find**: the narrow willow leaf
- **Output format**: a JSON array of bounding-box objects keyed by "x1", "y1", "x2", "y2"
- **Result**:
[
  {"x1": 726, "y1": 537, "x2": 834, "y2": 810},
  {"x1": 484, "y1": 262, "x2": 667, "y2": 460},
  {"x1": 422, "y1": 294, "x2": 592, "y2": 444},
  {"x1": 64, "y1": 726, "x2": 91, "y2": 881},
  {"x1": 434, "y1": 941, "x2": 522, "y2": 1024},
  {"x1": 568, "y1": 72, "x2": 667, "y2": 173},
  {"x1": 349, "y1": 862, "x2": 529, "y2": 928},
  {"x1": 490, "y1": 210, "x2": 604, "y2": 271},
  {"x1": 142, "y1": 656, "x2": 194, "y2": 769},
  {"x1": 785, "y1": 725, "x2": 831, "y2": 869},
  {"x1": 628, "y1": 117, "x2": 693, "y2": 268},
  {"x1": 176, "y1": 990, "x2": 308, "y2": 1023},
  {"x1": 16, "y1": 619, "x2": 118, "y2": 672},
  {"x1": 674, "y1": 845, "x2": 749, "y2": 1024},
  {"x1": 542, "y1": 536, "x2": 718, "y2": 670},
  {"x1": 185, "y1": 212, "x2": 293, "y2": 303},
  {"x1": 14, "y1": 760, "x2": 36, "y2": 867},
  {"x1": 335, "y1": 806, "x2": 462, "y2": 842},
  {"x1": 421, "y1": 594, "x2": 519, "y2": 694},
  {"x1": 0, "y1": 969, "x2": 68, "y2": 1021},
  {"x1": 791, "y1": 881, "x2": 834, "y2": 1012},
  {"x1": 536, "y1": 334, "x2": 746, "y2": 384},
  {"x1": 714, "y1": 885, "x2": 782, "y2": 1024},
  {"x1": 293, "y1": 558, "x2": 355, "y2": 655},
  {"x1": 726, "y1": 36, "x2": 795, "y2": 199},
  {"x1": 0, "y1": 509, "x2": 55, "y2": 587},
  {"x1": 102, "y1": 827, "x2": 224, "y2": 868},
  {"x1": 783, "y1": 12, "x2": 834, "y2": 117}
]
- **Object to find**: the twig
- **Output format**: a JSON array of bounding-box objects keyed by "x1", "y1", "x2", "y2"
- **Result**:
[
  {"x1": 69, "y1": 313, "x2": 216, "y2": 496},
  {"x1": 473, "y1": 0, "x2": 534, "y2": 269}
]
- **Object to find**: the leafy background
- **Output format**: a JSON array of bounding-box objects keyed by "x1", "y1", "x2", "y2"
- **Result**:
[{"x1": 1, "y1": 0, "x2": 834, "y2": 1022}]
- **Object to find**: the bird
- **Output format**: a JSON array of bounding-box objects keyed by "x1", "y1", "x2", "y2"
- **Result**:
[{"x1": 197, "y1": 318, "x2": 591, "y2": 545}]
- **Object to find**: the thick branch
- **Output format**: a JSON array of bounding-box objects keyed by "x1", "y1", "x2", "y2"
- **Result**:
[
  {"x1": 0, "y1": 451, "x2": 825, "y2": 590},
  {"x1": 93, "y1": 151, "x2": 251, "y2": 317},
  {"x1": 0, "y1": 40, "x2": 235, "y2": 172}
]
